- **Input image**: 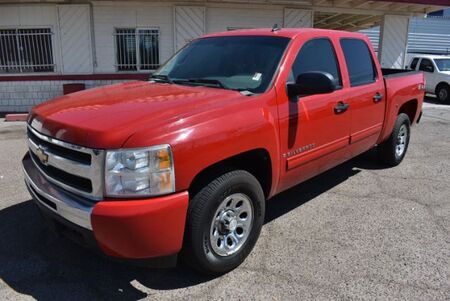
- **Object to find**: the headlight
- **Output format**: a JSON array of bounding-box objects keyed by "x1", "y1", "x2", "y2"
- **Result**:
[{"x1": 104, "y1": 145, "x2": 175, "y2": 197}]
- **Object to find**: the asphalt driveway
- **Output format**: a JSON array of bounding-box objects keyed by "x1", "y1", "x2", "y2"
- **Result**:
[{"x1": 0, "y1": 100, "x2": 449, "y2": 300}]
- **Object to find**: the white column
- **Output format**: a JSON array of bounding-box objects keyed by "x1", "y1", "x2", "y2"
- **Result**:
[{"x1": 378, "y1": 15, "x2": 410, "y2": 69}]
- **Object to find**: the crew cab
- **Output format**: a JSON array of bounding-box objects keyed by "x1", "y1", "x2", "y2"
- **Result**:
[
  {"x1": 22, "y1": 28, "x2": 424, "y2": 275},
  {"x1": 408, "y1": 54, "x2": 450, "y2": 103}
]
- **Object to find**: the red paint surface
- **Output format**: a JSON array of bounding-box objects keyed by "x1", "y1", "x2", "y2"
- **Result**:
[
  {"x1": 63, "y1": 83, "x2": 85, "y2": 95},
  {"x1": 5, "y1": 113, "x2": 28, "y2": 122},
  {"x1": 92, "y1": 191, "x2": 189, "y2": 258},
  {"x1": 27, "y1": 29, "x2": 424, "y2": 258}
]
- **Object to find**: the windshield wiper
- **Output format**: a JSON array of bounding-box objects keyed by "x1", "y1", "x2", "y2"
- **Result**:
[
  {"x1": 173, "y1": 78, "x2": 227, "y2": 89},
  {"x1": 149, "y1": 74, "x2": 173, "y2": 83},
  {"x1": 171, "y1": 78, "x2": 256, "y2": 95}
]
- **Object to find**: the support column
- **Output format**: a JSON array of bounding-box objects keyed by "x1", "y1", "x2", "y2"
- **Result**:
[{"x1": 378, "y1": 15, "x2": 410, "y2": 69}]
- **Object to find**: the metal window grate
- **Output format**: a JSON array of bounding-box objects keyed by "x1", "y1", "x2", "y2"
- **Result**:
[
  {"x1": 115, "y1": 28, "x2": 160, "y2": 71},
  {"x1": 0, "y1": 28, "x2": 54, "y2": 73}
]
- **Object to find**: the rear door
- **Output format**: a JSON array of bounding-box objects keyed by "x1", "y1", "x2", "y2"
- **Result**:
[
  {"x1": 277, "y1": 37, "x2": 351, "y2": 192},
  {"x1": 339, "y1": 38, "x2": 385, "y2": 157}
]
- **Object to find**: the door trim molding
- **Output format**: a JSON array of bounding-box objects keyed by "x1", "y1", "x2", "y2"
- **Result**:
[
  {"x1": 350, "y1": 123, "x2": 383, "y2": 144},
  {"x1": 286, "y1": 136, "x2": 349, "y2": 170}
]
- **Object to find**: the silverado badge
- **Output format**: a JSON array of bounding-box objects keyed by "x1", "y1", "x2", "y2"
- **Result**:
[{"x1": 36, "y1": 147, "x2": 49, "y2": 165}]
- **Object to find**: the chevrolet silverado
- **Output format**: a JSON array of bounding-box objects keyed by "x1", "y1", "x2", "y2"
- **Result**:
[{"x1": 23, "y1": 28, "x2": 424, "y2": 275}]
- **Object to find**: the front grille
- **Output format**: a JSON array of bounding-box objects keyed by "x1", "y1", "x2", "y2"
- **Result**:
[
  {"x1": 28, "y1": 128, "x2": 91, "y2": 164},
  {"x1": 30, "y1": 151, "x2": 93, "y2": 193},
  {"x1": 27, "y1": 125, "x2": 105, "y2": 199}
]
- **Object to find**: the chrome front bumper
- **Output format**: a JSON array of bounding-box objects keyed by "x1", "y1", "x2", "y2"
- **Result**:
[{"x1": 22, "y1": 152, "x2": 94, "y2": 230}]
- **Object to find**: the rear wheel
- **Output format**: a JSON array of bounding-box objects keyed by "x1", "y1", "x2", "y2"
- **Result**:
[
  {"x1": 182, "y1": 170, "x2": 265, "y2": 275},
  {"x1": 436, "y1": 84, "x2": 450, "y2": 103},
  {"x1": 378, "y1": 113, "x2": 411, "y2": 167}
]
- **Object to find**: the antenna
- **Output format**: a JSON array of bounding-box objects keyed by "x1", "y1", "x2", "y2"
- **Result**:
[{"x1": 271, "y1": 24, "x2": 281, "y2": 32}]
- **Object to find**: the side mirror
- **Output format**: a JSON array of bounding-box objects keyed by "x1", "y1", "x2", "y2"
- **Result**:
[
  {"x1": 424, "y1": 65, "x2": 433, "y2": 72},
  {"x1": 287, "y1": 71, "x2": 337, "y2": 98}
]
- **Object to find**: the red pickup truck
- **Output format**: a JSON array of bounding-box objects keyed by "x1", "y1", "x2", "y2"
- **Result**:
[{"x1": 23, "y1": 28, "x2": 424, "y2": 275}]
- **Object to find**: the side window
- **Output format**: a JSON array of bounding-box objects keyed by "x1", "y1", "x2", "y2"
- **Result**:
[
  {"x1": 340, "y1": 39, "x2": 377, "y2": 87},
  {"x1": 290, "y1": 38, "x2": 342, "y2": 87},
  {"x1": 410, "y1": 58, "x2": 419, "y2": 70},
  {"x1": 418, "y1": 59, "x2": 434, "y2": 73}
]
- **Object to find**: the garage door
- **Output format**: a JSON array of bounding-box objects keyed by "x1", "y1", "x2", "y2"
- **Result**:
[
  {"x1": 283, "y1": 9, "x2": 313, "y2": 28},
  {"x1": 206, "y1": 7, "x2": 283, "y2": 33},
  {"x1": 57, "y1": 5, "x2": 93, "y2": 74},
  {"x1": 174, "y1": 6, "x2": 205, "y2": 51}
]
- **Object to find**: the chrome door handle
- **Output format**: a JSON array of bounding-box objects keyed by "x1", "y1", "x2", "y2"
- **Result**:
[
  {"x1": 373, "y1": 93, "x2": 383, "y2": 103},
  {"x1": 334, "y1": 101, "x2": 349, "y2": 114}
]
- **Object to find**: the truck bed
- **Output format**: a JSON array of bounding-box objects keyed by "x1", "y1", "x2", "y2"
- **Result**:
[
  {"x1": 378, "y1": 69, "x2": 424, "y2": 144},
  {"x1": 382, "y1": 68, "x2": 419, "y2": 78}
]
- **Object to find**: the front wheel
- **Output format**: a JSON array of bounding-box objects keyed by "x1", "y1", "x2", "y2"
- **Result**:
[
  {"x1": 182, "y1": 170, "x2": 265, "y2": 275},
  {"x1": 378, "y1": 113, "x2": 411, "y2": 167}
]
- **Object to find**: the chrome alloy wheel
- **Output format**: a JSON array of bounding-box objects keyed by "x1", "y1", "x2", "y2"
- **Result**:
[
  {"x1": 210, "y1": 193, "x2": 254, "y2": 257},
  {"x1": 395, "y1": 124, "x2": 408, "y2": 157}
]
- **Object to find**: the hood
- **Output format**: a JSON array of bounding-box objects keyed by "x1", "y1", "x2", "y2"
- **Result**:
[
  {"x1": 29, "y1": 81, "x2": 243, "y2": 149},
  {"x1": 440, "y1": 71, "x2": 450, "y2": 76}
]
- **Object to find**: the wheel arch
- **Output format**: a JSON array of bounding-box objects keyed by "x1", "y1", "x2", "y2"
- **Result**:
[
  {"x1": 188, "y1": 148, "x2": 272, "y2": 199},
  {"x1": 398, "y1": 99, "x2": 419, "y2": 124}
]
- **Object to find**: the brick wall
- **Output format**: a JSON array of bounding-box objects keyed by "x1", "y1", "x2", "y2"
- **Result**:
[{"x1": 0, "y1": 80, "x2": 128, "y2": 112}]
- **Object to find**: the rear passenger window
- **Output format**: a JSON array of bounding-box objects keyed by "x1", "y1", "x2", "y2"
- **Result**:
[
  {"x1": 340, "y1": 39, "x2": 377, "y2": 87},
  {"x1": 290, "y1": 38, "x2": 342, "y2": 88},
  {"x1": 410, "y1": 58, "x2": 419, "y2": 70}
]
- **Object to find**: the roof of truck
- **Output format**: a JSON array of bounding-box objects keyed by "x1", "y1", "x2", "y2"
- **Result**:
[{"x1": 202, "y1": 28, "x2": 368, "y2": 40}]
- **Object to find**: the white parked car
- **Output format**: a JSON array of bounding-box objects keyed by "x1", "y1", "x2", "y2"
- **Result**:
[{"x1": 408, "y1": 55, "x2": 450, "y2": 103}]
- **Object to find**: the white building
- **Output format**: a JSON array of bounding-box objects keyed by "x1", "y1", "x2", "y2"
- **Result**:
[
  {"x1": 360, "y1": 10, "x2": 450, "y2": 62},
  {"x1": 0, "y1": 0, "x2": 446, "y2": 112}
]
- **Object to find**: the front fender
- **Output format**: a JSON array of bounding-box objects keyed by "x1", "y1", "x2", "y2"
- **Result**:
[{"x1": 123, "y1": 91, "x2": 281, "y2": 195}]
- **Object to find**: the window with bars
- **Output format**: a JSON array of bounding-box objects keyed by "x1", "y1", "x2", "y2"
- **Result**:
[
  {"x1": 0, "y1": 28, "x2": 54, "y2": 73},
  {"x1": 115, "y1": 28, "x2": 160, "y2": 71}
]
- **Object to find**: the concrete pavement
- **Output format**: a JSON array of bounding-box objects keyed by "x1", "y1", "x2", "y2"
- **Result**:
[{"x1": 0, "y1": 101, "x2": 449, "y2": 300}]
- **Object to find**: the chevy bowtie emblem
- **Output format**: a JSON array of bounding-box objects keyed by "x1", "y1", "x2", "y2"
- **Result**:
[{"x1": 36, "y1": 147, "x2": 49, "y2": 165}]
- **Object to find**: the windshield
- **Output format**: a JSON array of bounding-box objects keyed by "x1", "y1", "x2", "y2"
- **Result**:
[
  {"x1": 153, "y1": 36, "x2": 290, "y2": 93},
  {"x1": 434, "y1": 59, "x2": 450, "y2": 72}
]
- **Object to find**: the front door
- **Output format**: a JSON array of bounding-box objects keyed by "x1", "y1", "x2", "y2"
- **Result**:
[{"x1": 277, "y1": 37, "x2": 351, "y2": 192}]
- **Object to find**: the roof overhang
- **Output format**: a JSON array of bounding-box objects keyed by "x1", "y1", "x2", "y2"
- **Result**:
[
  {"x1": 0, "y1": 0, "x2": 447, "y2": 31},
  {"x1": 311, "y1": 0, "x2": 446, "y2": 31}
]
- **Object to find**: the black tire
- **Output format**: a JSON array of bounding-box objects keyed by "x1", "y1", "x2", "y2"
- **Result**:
[
  {"x1": 378, "y1": 113, "x2": 411, "y2": 167},
  {"x1": 182, "y1": 170, "x2": 265, "y2": 275},
  {"x1": 436, "y1": 84, "x2": 450, "y2": 103}
]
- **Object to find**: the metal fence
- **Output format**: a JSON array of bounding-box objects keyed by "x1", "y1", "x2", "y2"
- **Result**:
[
  {"x1": 114, "y1": 28, "x2": 160, "y2": 71},
  {"x1": 0, "y1": 28, "x2": 54, "y2": 73}
]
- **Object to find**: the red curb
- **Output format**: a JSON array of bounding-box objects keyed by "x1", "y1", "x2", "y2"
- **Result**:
[{"x1": 5, "y1": 113, "x2": 28, "y2": 122}]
